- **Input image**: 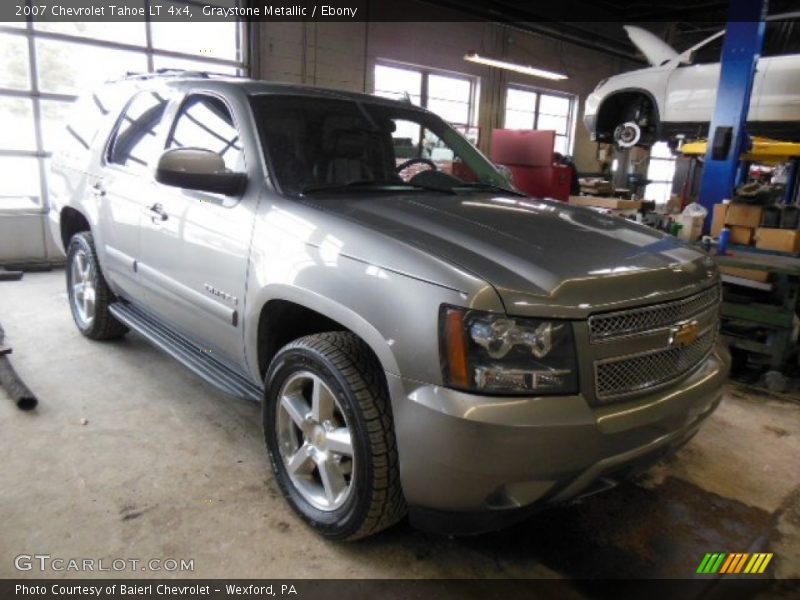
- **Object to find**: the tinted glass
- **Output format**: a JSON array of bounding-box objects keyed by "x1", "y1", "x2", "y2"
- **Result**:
[
  {"x1": 166, "y1": 95, "x2": 243, "y2": 171},
  {"x1": 692, "y1": 34, "x2": 724, "y2": 64},
  {"x1": 250, "y1": 95, "x2": 505, "y2": 197},
  {"x1": 108, "y1": 91, "x2": 168, "y2": 171}
]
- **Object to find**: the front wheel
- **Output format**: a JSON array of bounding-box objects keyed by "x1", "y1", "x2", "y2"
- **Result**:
[
  {"x1": 263, "y1": 332, "x2": 406, "y2": 540},
  {"x1": 66, "y1": 232, "x2": 128, "y2": 340},
  {"x1": 613, "y1": 121, "x2": 642, "y2": 149},
  {"x1": 613, "y1": 99, "x2": 657, "y2": 149}
]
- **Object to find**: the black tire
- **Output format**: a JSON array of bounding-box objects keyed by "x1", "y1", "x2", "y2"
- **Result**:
[
  {"x1": 66, "y1": 231, "x2": 128, "y2": 340},
  {"x1": 263, "y1": 332, "x2": 406, "y2": 540}
]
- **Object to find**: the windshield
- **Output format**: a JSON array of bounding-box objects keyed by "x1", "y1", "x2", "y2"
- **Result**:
[{"x1": 249, "y1": 94, "x2": 514, "y2": 197}]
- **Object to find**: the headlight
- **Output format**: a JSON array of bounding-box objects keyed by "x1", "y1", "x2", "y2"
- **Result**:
[{"x1": 439, "y1": 306, "x2": 579, "y2": 395}]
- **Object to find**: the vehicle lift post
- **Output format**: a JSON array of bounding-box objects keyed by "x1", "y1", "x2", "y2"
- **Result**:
[{"x1": 698, "y1": 0, "x2": 768, "y2": 232}]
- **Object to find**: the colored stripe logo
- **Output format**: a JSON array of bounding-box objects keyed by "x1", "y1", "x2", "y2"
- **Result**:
[{"x1": 697, "y1": 553, "x2": 773, "y2": 574}]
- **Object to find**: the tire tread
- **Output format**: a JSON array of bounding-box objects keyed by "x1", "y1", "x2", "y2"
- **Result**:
[
  {"x1": 271, "y1": 331, "x2": 406, "y2": 540},
  {"x1": 67, "y1": 232, "x2": 128, "y2": 340}
]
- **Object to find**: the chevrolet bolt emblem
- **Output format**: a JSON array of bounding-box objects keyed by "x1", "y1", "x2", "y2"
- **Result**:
[{"x1": 670, "y1": 319, "x2": 700, "y2": 348}]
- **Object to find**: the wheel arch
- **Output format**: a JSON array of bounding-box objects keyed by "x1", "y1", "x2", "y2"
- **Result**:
[
  {"x1": 595, "y1": 88, "x2": 661, "y2": 140},
  {"x1": 60, "y1": 206, "x2": 92, "y2": 249},
  {"x1": 250, "y1": 287, "x2": 401, "y2": 383}
]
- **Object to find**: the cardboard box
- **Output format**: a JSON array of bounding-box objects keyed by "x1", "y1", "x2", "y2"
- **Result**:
[
  {"x1": 568, "y1": 195, "x2": 642, "y2": 210},
  {"x1": 711, "y1": 204, "x2": 729, "y2": 237},
  {"x1": 729, "y1": 226, "x2": 754, "y2": 245},
  {"x1": 719, "y1": 266, "x2": 770, "y2": 283},
  {"x1": 725, "y1": 204, "x2": 763, "y2": 228},
  {"x1": 678, "y1": 215, "x2": 704, "y2": 242},
  {"x1": 755, "y1": 228, "x2": 800, "y2": 254}
]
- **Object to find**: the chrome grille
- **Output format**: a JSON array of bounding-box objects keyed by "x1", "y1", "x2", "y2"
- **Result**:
[
  {"x1": 588, "y1": 286, "x2": 720, "y2": 343},
  {"x1": 594, "y1": 327, "x2": 716, "y2": 401}
]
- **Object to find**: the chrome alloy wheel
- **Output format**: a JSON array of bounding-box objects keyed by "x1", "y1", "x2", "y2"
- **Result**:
[
  {"x1": 70, "y1": 248, "x2": 96, "y2": 327},
  {"x1": 275, "y1": 371, "x2": 355, "y2": 511}
]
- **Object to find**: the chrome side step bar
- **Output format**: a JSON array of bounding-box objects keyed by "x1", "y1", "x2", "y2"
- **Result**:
[{"x1": 108, "y1": 302, "x2": 262, "y2": 403}]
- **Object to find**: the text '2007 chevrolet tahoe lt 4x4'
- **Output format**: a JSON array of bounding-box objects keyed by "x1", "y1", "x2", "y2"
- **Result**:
[{"x1": 48, "y1": 72, "x2": 730, "y2": 540}]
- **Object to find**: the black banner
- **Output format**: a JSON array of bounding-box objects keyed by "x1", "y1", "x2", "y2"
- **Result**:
[
  {"x1": 3, "y1": 579, "x2": 800, "y2": 600},
  {"x1": 0, "y1": 0, "x2": 796, "y2": 23}
]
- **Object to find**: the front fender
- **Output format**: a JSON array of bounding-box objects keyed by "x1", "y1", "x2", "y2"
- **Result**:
[
  {"x1": 244, "y1": 281, "x2": 404, "y2": 382},
  {"x1": 243, "y1": 250, "x2": 503, "y2": 387}
]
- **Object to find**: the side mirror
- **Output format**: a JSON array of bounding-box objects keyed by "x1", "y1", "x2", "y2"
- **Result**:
[{"x1": 155, "y1": 148, "x2": 246, "y2": 196}]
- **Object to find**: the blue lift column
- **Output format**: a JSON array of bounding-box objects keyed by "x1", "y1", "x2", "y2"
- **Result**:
[{"x1": 698, "y1": 0, "x2": 768, "y2": 232}]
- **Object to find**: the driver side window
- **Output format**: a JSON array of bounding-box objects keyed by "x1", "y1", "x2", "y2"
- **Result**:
[
  {"x1": 689, "y1": 35, "x2": 724, "y2": 65},
  {"x1": 166, "y1": 94, "x2": 244, "y2": 172}
]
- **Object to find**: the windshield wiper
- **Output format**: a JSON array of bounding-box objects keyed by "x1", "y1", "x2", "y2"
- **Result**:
[
  {"x1": 404, "y1": 181, "x2": 458, "y2": 194},
  {"x1": 300, "y1": 181, "x2": 402, "y2": 195},
  {"x1": 455, "y1": 182, "x2": 526, "y2": 197},
  {"x1": 301, "y1": 180, "x2": 456, "y2": 195}
]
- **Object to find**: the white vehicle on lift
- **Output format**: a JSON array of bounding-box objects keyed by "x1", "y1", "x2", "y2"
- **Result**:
[{"x1": 584, "y1": 15, "x2": 800, "y2": 149}]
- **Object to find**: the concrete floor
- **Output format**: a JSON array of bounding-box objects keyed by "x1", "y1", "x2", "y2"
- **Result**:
[{"x1": 2, "y1": 269, "x2": 800, "y2": 583}]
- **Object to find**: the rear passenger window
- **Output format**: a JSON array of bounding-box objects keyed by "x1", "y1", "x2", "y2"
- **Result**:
[
  {"x1": 166, "y1": 95, "x2": 243, "y2": 171},
  {"x1": 107, "y1": 91, "x2": 168, "y2": 171}
]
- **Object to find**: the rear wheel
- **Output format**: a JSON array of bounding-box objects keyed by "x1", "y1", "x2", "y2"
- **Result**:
[
  {"x1": 263, "y1": 332, "x2": 406, "y2": 540},
  {"x1": 66, "y1": 232, "x2": 128, "y2": 340}
]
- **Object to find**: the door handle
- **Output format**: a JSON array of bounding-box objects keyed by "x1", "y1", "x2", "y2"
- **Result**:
[
  {"x1": 148, "y1": 203, "x2": 168, "y2": 222},
  {"x1": 91, "y1": 182, "x2": 106, "y2": 197}
]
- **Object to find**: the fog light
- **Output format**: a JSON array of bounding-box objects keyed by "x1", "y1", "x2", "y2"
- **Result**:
[{"x1": 474, "y1": 367, "x2": 571, "y2": 393}]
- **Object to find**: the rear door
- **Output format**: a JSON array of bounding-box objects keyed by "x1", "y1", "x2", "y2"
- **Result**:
[
  {"x1": 136, "y1": 91, "x2": 256, "y2": 368},
  {"x1": 99, "y1": 89, "x2": 169, "y2": 303}
]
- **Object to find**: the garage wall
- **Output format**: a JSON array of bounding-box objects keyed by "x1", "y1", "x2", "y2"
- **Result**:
[
  {"x1": 256, "y1": 20, "x2": 638, "y2": 172},
  {"x1": 500, "y1": 30, "x2": 637, "y2": 173}
]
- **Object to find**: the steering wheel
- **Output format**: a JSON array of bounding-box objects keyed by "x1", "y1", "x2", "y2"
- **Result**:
[{"x1": 396, "y1": 157, "x2": 437, "y2": 174}]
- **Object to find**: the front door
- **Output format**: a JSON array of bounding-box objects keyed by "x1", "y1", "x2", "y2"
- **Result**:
[
  {"x1": 137, "y1": 92, "x2": 256, "y2": 369},
  {"x1": 665, "y1": 32, "x2": 765, "y2": 125}
]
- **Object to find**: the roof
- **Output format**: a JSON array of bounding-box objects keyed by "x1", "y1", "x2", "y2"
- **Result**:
[{"x1": 118, "y1": 69, "x2": 419, "y2": 110}]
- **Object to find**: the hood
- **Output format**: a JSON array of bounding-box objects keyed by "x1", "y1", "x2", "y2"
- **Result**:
[
  {"x1": 306, "y1": 193, "x2": 717, "y2": 318},
  {"x1": 624, "y1": 25, "x2": 679, "y2": 66}
]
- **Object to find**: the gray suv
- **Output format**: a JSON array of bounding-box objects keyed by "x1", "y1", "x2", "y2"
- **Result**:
[{"x1": 48, "y1": 72, "x2": 729, "y2": 540}]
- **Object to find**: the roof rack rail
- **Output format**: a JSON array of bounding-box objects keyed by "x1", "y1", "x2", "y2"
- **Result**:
[{"x1": 120, "y1": 68, "x2": 248, "y2": 81}]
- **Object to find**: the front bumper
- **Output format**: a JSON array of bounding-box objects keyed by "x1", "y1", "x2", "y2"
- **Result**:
[{"x1": 387, "y1": 342, "x2": 730, "y2": 534}]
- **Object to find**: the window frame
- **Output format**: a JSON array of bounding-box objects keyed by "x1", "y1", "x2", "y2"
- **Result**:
[
  {"x1": 105, "y1": 90, "x2": 170, "y2": 174},
  {"x1": 373, "y1": 60, "x2": 480, "y2": 131},
  {"x1": 165, "y1": 91, "x2": 248, "y2": 176},
  {"x1": 0, "y1": 13, "x2": 248, "y2": 214},
  {"x1": 503, "y1": 84, "x2": 577, "y2": 156}
]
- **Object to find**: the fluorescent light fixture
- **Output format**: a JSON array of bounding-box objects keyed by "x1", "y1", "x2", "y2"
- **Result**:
[{"x1": 464, "y1": 53, "x2": 568, "y2": 81}]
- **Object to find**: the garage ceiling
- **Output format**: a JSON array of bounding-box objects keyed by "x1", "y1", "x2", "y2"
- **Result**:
[{"x1": 425, "y1": 0, "x2": 800, "y2": 63}]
